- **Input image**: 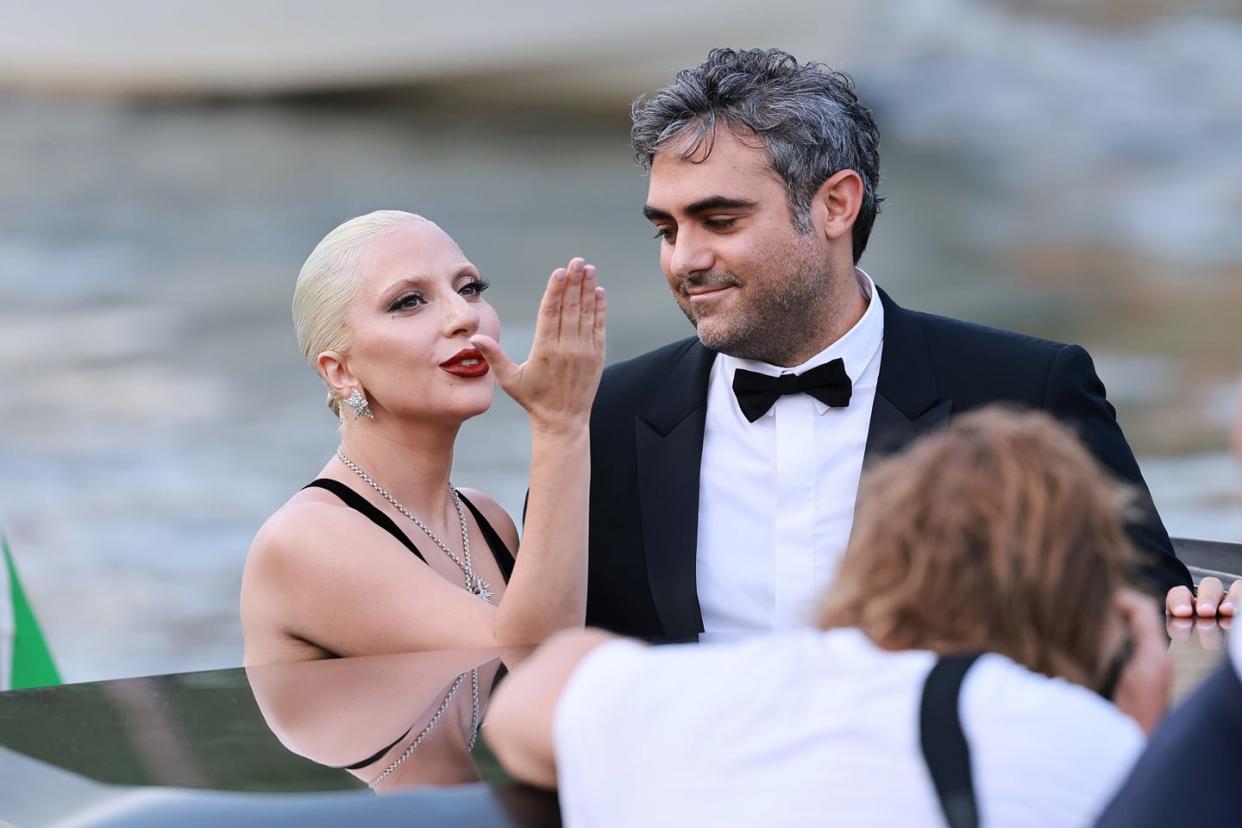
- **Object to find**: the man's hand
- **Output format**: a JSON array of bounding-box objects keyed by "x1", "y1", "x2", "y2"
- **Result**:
[{"x1": 1165, "y1": 577, "x2": 1242, "y2": 618}]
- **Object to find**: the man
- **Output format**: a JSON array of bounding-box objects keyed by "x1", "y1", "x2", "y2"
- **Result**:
[
  {"x1": 488, "y1": 409, "x2": 1172, "y2": 827},
  {"x1": 585, "y1": 47, "x2": 1230, "y2": 640}
]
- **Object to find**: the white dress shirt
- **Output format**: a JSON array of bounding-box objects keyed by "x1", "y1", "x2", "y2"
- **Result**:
[
  {"x1": 554, "y1": 629, "x2": 1145, "y2": 828},
  {"x1": 697, "y1": 269, "x2": 884, "y2": 632}
]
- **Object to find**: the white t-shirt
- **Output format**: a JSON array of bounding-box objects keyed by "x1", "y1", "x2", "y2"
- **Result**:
[{"x1": 554, "y1": 629, "x2": 1144, "y2": 828}]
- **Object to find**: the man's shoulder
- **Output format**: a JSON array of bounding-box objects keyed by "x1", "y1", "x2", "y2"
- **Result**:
[
  {"x1": 885, "y1": 293, "x2": 1087, "y2": 402},
  {"x1": 897, "y1": 301, "x2": 1071, "y2": 361}
]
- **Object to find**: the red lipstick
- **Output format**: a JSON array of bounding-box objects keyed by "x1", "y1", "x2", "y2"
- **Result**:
[{"x1": 439, "y1": 348, "x2": 489, "y2": 379}]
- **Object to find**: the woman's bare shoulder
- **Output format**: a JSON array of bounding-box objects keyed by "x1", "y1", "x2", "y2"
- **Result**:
[
  {"x1": 243, "y1": 489, "x2": 441, "y2": 644},
  {"x1": 241, "y1": 492, "x2": 357, "y2": 661},
  {"x1": 456, "y1": 487, "x2": 520, "y2": 555},
  {"x1": 251, "y1": 490, "x2": 338, "y2": 549},
  {"x1": 244, "y1": 487, "x2": 502, "y2": 658},
  {"x1": 247, "y1": 486, "x2": 407, "y2": 588}
]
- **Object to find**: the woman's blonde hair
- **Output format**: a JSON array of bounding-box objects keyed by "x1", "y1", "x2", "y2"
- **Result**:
[
  {"x1": 292, "y1": 210, "x2": 427, "y2": 415},
  {"x1": 817, "y1": 406, "x2": 1138, "y2": 688}
]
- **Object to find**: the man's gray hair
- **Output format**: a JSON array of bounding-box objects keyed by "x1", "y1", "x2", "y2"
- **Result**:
[{"x1": 631, "y1": 48, "x2": 883, "y2": 262}]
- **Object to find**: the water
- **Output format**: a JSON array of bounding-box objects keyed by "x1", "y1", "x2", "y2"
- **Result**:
[{"x1": 3, "y1": 7, "x2": 1242, "y2": 682}]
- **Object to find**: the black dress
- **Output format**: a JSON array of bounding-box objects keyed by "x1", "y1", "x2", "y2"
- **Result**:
[
  {"x1": 302, "y1": 478, "x2": 515, "y2": 582},
  {"x1": 302, "y1": 478, "x2": 515, "y2": 773}
]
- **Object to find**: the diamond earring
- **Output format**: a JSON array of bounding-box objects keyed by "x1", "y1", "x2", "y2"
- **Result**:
[{"x1": 344, "y1": 388, "x2": 374, "y2": 420}]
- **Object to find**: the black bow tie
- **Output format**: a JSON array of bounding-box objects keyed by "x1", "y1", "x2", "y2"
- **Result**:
[{"x1": 731, "y1": 358, "x2": 852, "y2": 423}]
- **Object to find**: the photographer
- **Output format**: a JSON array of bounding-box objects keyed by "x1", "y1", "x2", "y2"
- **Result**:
[{"x1": 486, "y1": 408, "x2": 1169, "y2": 827}]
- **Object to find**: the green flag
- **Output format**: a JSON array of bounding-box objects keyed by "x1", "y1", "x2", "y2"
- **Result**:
[{"x1": 1, "y1": 534, "x2": 61, "y2": 690}]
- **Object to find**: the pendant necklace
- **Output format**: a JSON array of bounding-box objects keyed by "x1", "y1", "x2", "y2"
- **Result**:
[{"x1": 336, "y1": 449, "x2": 492, "y2": 603}]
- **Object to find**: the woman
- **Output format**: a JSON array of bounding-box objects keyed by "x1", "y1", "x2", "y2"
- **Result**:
[
  {"x1": 485, "y1": 408, "x2": 1170, "y2": 828},
  {"x1": 241, "y1": 210, "x2": 605, "y2": 664}
]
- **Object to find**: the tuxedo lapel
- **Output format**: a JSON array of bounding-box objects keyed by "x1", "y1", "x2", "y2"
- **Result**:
[
  {"x1": 866, "y1": 288, "x2": 952, "y2": 460},
  {"x1": 630, "y1": 291, "x2": 946, "y2": 639},
  {"x1": 635, "y1": 340, "x2": 716, "y2": 640}
]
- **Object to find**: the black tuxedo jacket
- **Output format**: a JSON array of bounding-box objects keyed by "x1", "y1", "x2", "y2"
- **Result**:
[{"x1": 585, "y1": 287, "x2": 1192, "y2": 640}]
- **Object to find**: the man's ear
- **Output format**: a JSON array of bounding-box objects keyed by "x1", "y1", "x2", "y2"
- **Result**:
[
  {"x1": 810, "y1": 169, "x2": 864, "y2": 247},
  {"x1": 317, "y1": 350, "x2": 357, "y2": 398}
]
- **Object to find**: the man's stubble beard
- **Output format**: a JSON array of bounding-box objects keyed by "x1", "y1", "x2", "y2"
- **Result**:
[{"x1": 679, "y1": 243, "x2": 841, "y2": 367}]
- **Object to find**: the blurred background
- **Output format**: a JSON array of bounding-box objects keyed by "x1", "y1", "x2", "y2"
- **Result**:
[{"x1": 2, "y1": 0, "x2": 1240, "y2": 683}]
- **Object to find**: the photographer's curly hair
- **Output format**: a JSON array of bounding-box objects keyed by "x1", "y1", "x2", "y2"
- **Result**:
[{"x1": 817, "y1": 407, "x2": 1139, "y2": 689}]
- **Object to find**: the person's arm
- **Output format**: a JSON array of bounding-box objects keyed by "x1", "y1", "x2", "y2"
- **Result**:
[
  {"x1": 1166, "y1": 372, "x2": 1242, "y2": 617},
  {"x1": 483, "y1": 628, "x2": 621, "y2": 788},
  {"x1": 472, "y1": 258, "x2": 606, "y2": 645},
  {"x1": 1043, "y1": 346, "x2": 1242, "y2": 616},
  {"x1": 1042, "y1": 344, "x2": 1193, "y2": 596}
]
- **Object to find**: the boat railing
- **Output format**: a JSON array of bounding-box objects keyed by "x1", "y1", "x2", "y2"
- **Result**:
[{"x1": 1172, "y1": 537, "x2": 1242, "y2": 583}]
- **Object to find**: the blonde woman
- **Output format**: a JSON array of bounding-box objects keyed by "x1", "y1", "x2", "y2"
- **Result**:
[{"x1": 241, "y1": 210, "x2": 605, "y2": 663}]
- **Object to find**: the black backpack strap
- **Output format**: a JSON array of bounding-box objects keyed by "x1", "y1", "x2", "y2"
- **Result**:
[{"x1": 919, "y1": 653, "x2": 983, "y2": 828}]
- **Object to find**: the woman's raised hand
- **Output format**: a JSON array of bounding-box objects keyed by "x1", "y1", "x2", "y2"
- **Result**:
[{"x1": 471, "y1": 258, "x2": 606, "y2": 433}]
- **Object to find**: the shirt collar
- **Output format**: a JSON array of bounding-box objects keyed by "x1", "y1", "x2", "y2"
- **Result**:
[{"x1": 719, "y1": 268, "x2": 885, "y2": 417}]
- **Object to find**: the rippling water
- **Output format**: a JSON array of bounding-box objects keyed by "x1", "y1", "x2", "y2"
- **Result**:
[{"x1": 3, "y1": 6, "x2": 1241, "y2": 681}]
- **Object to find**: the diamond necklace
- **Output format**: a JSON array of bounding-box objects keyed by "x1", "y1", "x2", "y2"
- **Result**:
[{"x1": 336, "y1": 449, "x2": 492, "y2": 602}]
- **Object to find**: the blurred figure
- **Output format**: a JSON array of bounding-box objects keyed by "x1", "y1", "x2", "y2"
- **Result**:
[
  {"x1": 1096, "y1": 376, "x2": 1242, "y2": 827},
  {"x1": 242, "y1": 211, "x2": 605, "y2": 663},
  {"x1": 488, "y1": 408, "x2": 1169, "y2": 828}
]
